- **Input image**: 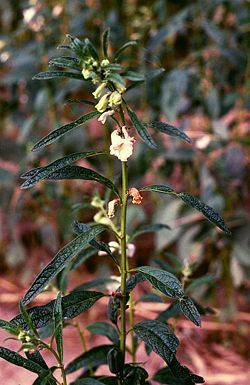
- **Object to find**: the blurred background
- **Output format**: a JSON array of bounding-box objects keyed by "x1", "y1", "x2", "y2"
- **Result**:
[{"x1": 0, "y1": 1, "x2": 249, "y2": 384}]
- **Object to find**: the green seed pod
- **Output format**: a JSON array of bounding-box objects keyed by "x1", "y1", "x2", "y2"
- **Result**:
[{"x1": 107, "y1": 347, "x2": 123, "y2": 374}]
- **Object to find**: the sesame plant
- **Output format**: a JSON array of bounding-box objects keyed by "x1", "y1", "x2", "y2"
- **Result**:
[{"x1": 0, "y1": 31, "x2": 231, "y2": 385}]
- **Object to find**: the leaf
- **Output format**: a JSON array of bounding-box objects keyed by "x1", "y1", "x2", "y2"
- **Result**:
[
  {"x1": 122, "y1": 71, "x2": 145, "y2": 82},
  {"x1": 136, "y1": 266, "x2": 184, "y2": 298},
  {"x1": 156, "y1": 301, "x2": 181, "y2": 323},
  {"x1": 179, "y1": 296, "x2": 201, "y2": 327},
  {"x1": 72, "y1": 379, "x2": 106, "y2": 385},
  {"x1": 32, "y1": 370, "x2": 55, "y2": 385},
  {"x1": 0, "y1": 319, "x2": 21, "y2": 336},
  {"x1": 107, "y1": 73, "x2": 126, "y2": 90},
  {"x1": 131, "y1": 223, "x2": 170, "y2": 240},
  {"x1": 21, "y1": 151, "x2": 107, "y2": 189},
  {"x1": 53, "y1": 292, "x2": 63, "y2": 361},
  {"x1": 0, "y1": 347, "x2": 45, "y2": 374},
  {"x1": 26, "y1": 351, "x2": 48, "y2": 370},
  {"x1": 168, "y1": 356, "x2": 205, "y2": 384},
  {"x1": 67, "y1": 34, "x2": 87, "y2": 58},
  {"x1": 145, "y1": 68, "x2": 165, "y2": 80},
  {"x1": 179, "y1": 193, "x2": 231, "y2": 234},
  {"x1": 113, "y1": 40, "x2": 138, "y2": 60},
  {"x1": 150, "y1": 121, "x2": 191, "y2": 144},
  {"x1": 134, "y1": 320, "x2": 179, "y2": 363},
  {"x1": 45, "y1": 165, "x2": 120, "y2": 198},
  {"x1": 65, "y1": 344, "x2": 113, "y2": 374},
  {"x1": 22, "y1": 225, "x2": 105, "y2": 305},
  {"x1": 84, "y1": 38, "x2": 99, "y2": 61},
  {"x1": 139, "y1": 184, "x2": 176, "y2": 195},
  {"x1": 153, "y1": 366, "x2": 186, "y2": 385},
  {"x1": 48, "y1": 56, "x2": 81, "y2": 71},
  {"x1": 137, "y1": 293, "x2": 164, "y2": 303},
  {"x1": 66, "y1": 98, "x2": 95, "y2": 106},
  {"x1": 32, "y1": 71, "x2": 84, "y2": 81},
  {"x1": 125, "y1": 105, "x2": 157, "y2": 149},
  {"x1": 12, "y1": 291, "x2": 105, "y2": 330},
  {"x1": 103, "y1": 29, "x2": 110, "y2": 58},
  {"x1": 32, "y1": 111, "x2": 100, "y2": 151},
  {"x1": 19, "y1": 301, "x2": 39, "y2": 337},
  {"x1": 185, "y1": 276, "x2": 215, "y2": 293},
  {"x1": 124, "y1": 364, "x2": 148, "y2": 385},
  {"x1": 87, "y1": 322, "x2": 119, "y2": 346}
]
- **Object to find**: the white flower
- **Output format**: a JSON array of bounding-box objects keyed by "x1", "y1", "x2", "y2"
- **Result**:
[
  {"x1": 82, "y1": 68, "x2": 92, "y2": 80},
  {"x1": 98, "y1": 110, "x2": 115, "y2": 124},
  {"x1": 110, "y1": 126, "x2": 135, "y2": 162}
]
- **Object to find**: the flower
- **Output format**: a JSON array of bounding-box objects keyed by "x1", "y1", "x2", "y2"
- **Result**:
[
  {"x1": 110, "y1": 126, "x2": 135, "y2": 162},
  {"x1": 98, "y1": 110, "x2": 115, "y2": 124},
  {"x1": 95, "y1": 92, "x2": 111, "y2": 113},
  {"x1": 128, "y1": 187, "x2": 143, "y2": 204},
  {"x1": 92, "y1": 82, "x2": 107, "y2": 99},
  {"x1": 108, "y1": 91, "x2": 122, "y2": 107},
  {"x1": 82, "y1": 68, "x2": 92, "y2": 80},
  {"x1": 107, "y1": 198, "x2": 120, "y2": 218}
]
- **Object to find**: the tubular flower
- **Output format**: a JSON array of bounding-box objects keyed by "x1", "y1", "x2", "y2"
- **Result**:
[
  {"x1": 98, "y1": 110, "x2": 115, "y2": 124},
  {"x1": 108, "y1": 91, "x2": 122, "y2": 107},
  {"x1": 128, "y1": 187, "x2": 143, "y2": 204},
  {"x1": 110, "y1": 126, "x2": 135, "y2": 162},
  {"x1": 95, "y1": 92, "x2": 111, "y2": 113},
  {"x1": 92, "y1": 82, "x2": 107, "y2": 99},
  {"x1": 107, "y1": 198, "x2": 120, "y2": 218},
  {"x1": 82, "y1": 68, "x2": 92, "y2": 80}
]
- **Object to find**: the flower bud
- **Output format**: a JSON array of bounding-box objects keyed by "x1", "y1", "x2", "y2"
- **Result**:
[
  {"x1": 95, "y1": 92, "x2": 110, "y2": 113},
  {"x1": 108, "y1": 91, "x2": 122, "y2": 107},
  {"x1": 92, "y1": 82, "x2": 107, "y2": 99},
  {"x1": 82, "y1": 68, "x2": 92, "y2": 80}
]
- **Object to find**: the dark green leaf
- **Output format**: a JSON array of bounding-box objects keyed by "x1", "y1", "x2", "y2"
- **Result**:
[
  {"x1": 65, "y1": 345, "x2": 113, "y2": 374},
  {"x1": 185, "y1": 276, "x2": 215, "y2": 293},
  {"x1": 179, "y1": 296, "x2": 201, "y2": 327},
  {"x1": 113, "y1": 41, "x2": 138, "y2": 60},
  {"x1": 67, "y1": 34, "x2": 88, "y2": 59},
  {"x1": 48, "y1": 56, "x2": 81, "y2": 71},
  {"x1": 122, "y1": 71, "x2": 145, "y2": 82},
  {"x1": 46, "y1": 165, "x2": 120, "y2": 198},
  {"x1": 156, "y1": 301, "x2": 181, "y2": 323},
  {"x1": 22, "y1": 225, "x2": 105, "y2": 305},
  {"x1": 103, "y1": 64, "x2": 122, "y2": 71},
  {"x1": 72, "y1": 379, "x2": 106, "y2": 385},
  {"x1": 32, "y1": 111, "x2": 100, "y2": 151},
  {"x1": 136, "y1": 266, "x2": 184, "y2": 298},
  {"x1": 139, "y1": 184, "x2": 176, "y2": 195},
  {"x1": 150, "y1": 121, "x2": 191, "y2": 144},
  {"x1": 12, "y1": 291, "x2": 105, "y2": 330},
  {"x1": 103, "y1": 29, "x2": 110, "y2": 58},
  {"x1": 137, "y1": 293, "x2": 164, "y2": 303},
  {"x1": 107, "y1": 73, "x2": 126, "y2": 90},
  {"x1": 168, "y1": 356, "x2": 204, "y2": 384},
  {"x1": 84, "y1": 38, "x2": 99, "y2": 61},
  {"x1": 21, "y1": 151, "x2": 107, "y2": 189},
  {"x1": 134, "y1": 320, "x2": 179, "y2": 363},
  {"x1": 179, "y1": 193, "x2": 231, "y2": 234},
  {"x1": 19, "y1": 300, "x2": 39, "y2": 337},
  {"x1": 126, "y1": 105, "x2": 157, "y2": 149},
  {"x1": 153, "y1": 366, "x2": 186, "y2": 385},
  {"x1": 32, "y1": 71, "x2": 84, "y2": 81},
  {"x1": 124, "y1": 364, "x2": 148, "y2": 385},
  {"x1": 26, "y1": 351, "x2": 48, "y2": 370},
  {"x1": 145, "y1": 68, "x2": 165, "y2": 80},
  {"x1": 0, "y1": 319, "x2": 21, "y2": 336},
  {"x1": 87, "y1": 322, "x2": 119, "y2": 346},
  {"x1": 131, "y1": 223, "x2": 170, "y2": 240},
  {"x1": 0, "y1": 347, "x2": 45, "y2": 374},
  {"x1": 32, "y1": 370, "x2": 55, "y2": 385},
  {"x1": 53, "y1": 292, "x2": 63, "y2": 361}
]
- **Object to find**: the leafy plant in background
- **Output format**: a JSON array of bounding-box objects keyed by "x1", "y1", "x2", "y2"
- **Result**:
[{"x1": 0, "y1": 30, "x2": 231, "y2": 385}]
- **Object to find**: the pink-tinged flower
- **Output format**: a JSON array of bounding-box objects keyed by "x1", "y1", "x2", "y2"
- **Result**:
[
  {"x1": 128, "y1": 187, "x2": 143, "y2": 204},
  {"x1": 98, "y1": 110, "x2": 115, "y2": 124},
  {"x1": 107, "y1": 198, "x2": 120, "y2": 218},
  {"x1": 110, "y1": 126, "x2": 135, "y2": 162}
]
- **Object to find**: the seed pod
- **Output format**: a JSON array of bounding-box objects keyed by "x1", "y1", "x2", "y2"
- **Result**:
[{"x1": 107, "y1": 347, "x2": 123, "y2": 374}]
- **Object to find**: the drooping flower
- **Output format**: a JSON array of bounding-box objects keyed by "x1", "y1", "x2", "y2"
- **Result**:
[
  {"x1": 110, "y1": 126, "x2": 135, "y2": 162},
  {"x1": 95, "y1": 92, "x2": 111, "y2": 113},
  {"x1": 128, "y1": 187, "x2": 143, "y2": 204},
  {"x1": 108, "y1": 91, "x2": 122, "y2": 107},
  {"x1": 92, "y1": 82, "x2": 107, "y2": 99},
  {"x1": 107, "y1": 198, "x2": 120, "y2": 218},
  {"x1": 98, "y1": 110, "x2": 115, "y2": 124}
]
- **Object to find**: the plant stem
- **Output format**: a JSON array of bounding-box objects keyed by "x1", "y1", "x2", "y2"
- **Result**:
[
  {"x1": 41, "y1": 342, "x2": 67, "y2": 385},
  {"x1": 120, "y1": 161, "x2": 128, "y2": 374},
  {"x1": 128, "y1": 292, "x2": 136, "y2": 363}
]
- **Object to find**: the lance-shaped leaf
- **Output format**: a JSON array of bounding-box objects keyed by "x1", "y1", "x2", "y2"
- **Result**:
[
  {"x1": 45, "y1": 165, "x2": 120, "y2": 198},
  {"x1": 134, "y1": 320, "x2": 179, "y2": 363},
  {"x1": 0, "y1": 319, "x2": 22, "y2": 336},
  {"x1": 139, "y1": 184, "x2": 176, "y2": 195},
  {"x1": 107, "y1": 73, "x2": 126, "y2": 90},
  {"x1": 22, "y1": 225, "x2": 105, "y2": 305},
  {"x1": 123, "y1": 365, "x2": 148, "y2": 385},
  {"x1": 87, "y1": 322, "x2": 119, "y2": 346},
  {"x1": 113, "y1": 40, "x2": 138, "y2": 61},
  {"x1": 130, "y1": 223, "x2": 171, "y2": 240},
  {"x1": 53, "y1": 292, "x2": 63, "y2": 361},
  {"x1": 32, "y1": 370, "x2": 56, "y2": 385},
  {"x1": 21, "y1": 151, "x2": 107, "y2": 189},
  {"x1": 179, "y1": 296, "x2": 201, "y2": 327},
  {"x1": 122, "y1": 71, "x2": 145, "y2": 82},
  {"x1": 48, "y1": 56, "x2": 81, "y2": 71},
  {"x1": 153, "y1": 367, "x2": 187, "y2": 385},
  {"x1": 33, "y1": 71, "x2": 84, "y2": 81},
  {"x1": 65, "y1": 344, "x2": 113, "y2": 374},
  {"x1": 12, "y1": 291, "x2": 105, "y2": 330},
  {"x1": 146, "y1": 68, "x2": 165, "y2": 80},
  {"x1": 32, "y1": 111, "x2": 100, "y2": 151},
  {"x1": 67, "y1": 34, "x2": 87, "y2": 58},
  {"x1": 125, "y1": 104, "x2": 157, "y2": 149},
  {"x1": 0, "y1": 347, "x2": 45, "y2": 374},
  {"x1": 84, "y1": 38, "x2": 99, "y2": 61},
  {"x1": 103, "y1": 28, "x2": 110, "y2": 58},
  {"x1": 150, "y1": 121, "x2": 191, "y2": 143},
  {"x1": 136, "y1": 266, "x2": 184, "y2": 298},
  {"x1": 168, "y1": 356, "x2": 205, "y2": 384},
  {"x1": 26, "y1": 351, "x2": 48, "y2": 370},
  {"x1": 19, "y1": 300, "x2": 39, "y2": 337},
  {"x1": 179, "y1": 193, "x2": 231, "y2": 234}
]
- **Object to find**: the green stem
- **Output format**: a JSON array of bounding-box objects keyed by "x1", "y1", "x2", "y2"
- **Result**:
[
  {"x1": 120, "y1": 161, "x2": 128, "y2": 376},
  {"x1": 128, "y1": 292, "x2": 136, "y2": 363},
  {"x1": 41, "y1": 342, "x2": 67, "y2": 385}
]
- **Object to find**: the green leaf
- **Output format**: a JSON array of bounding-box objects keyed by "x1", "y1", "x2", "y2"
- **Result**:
[
  {"x1": 26, "y1": 351, "x2": 48, "y2": 370},
  {"x1": 113, "y1": 40, "x2": 138, "y2": 61},
  {"x1": 87, "y1": 322, "x2": 119, "y2": 346},
  {"x1": 125, "y1": 105, "x2": 157, "y2": 149},
  {"x1": 32, "y1": 111, "x2": 100, "y2": 151},
  {"x1": 137, "y1": 293, "x2": 164, "y2": 303},
  {"x1": 0, "y1": 319, "x2": 21, "y2": 336},
  {"x1": 150, "y1": 121, "x2": 191, "y2": 143},
  {"x1": 131, "y1": 223, "x2": 170, "y2": 240},
  {"x1": 145, "y1": 68, "x2": 165, "y2": 80},
  {"x1": 48, "y1": 56, "x2": 81, "y2": 71},
  {"x1": 179, "y1": 193, "x2": 231, "y2": 234},
  {"x1": 65, "y1": 344, "x2": 113, "y2": 374},
  {"x1": 32, "y1": 370, "x2": 55, "y2": 385},
  {"x1": 72, "y1": 379, "x2": 106, "y2": 385},
  {"x1": 124, "y1": 364, "x2": 148, "y2": 385},
  {"x1": 185, "y1": 276, "x2": 215, "y2": 293},
  {"x1": 21, "y1": 151, "x2": 107, "y2": 189},
  {"x1": 136, "y1": 266, "x2": 184, "y2": 298},
  {"x1": 84, "y1": 38, "x2": 99, "y2": 61},
  {"x1": 107, "y1": 73, "x2": 126, "y2": 90},
  {"x1": 134, "y1": 320, "x2": 179, "y2": 363},
  {"x1": 156, "y1": 301, "x2": 181, "y2": 323},
  {"x1": 139, "y1": 184, "x2": 176, "y2": 195},
  {"x1": 22, "y1": 225, "x2": 105, "y2": 305},
  {"x1": 45, "y1": 165, "x2": 120, "y2": 198},
  {"x1": 103, "y1": 28, "x2": 110, "y2": 58},
  {"x1": 32, "y1": 71, "x2": 84, "y2": 81},
  {"x1": 179, "y1": 296, "x2": 201, "y2": 327},
  {"x1": 66, "y1": 34, "x2": 89, "y2": 59},
  {"x1": 122, "y1": 71, "x2": 145, "y2": 82},
  {"x1": 53, "y1": 292, "x2": 63, "y2": 361},
  {"x1": 103, "y1": 63, "x2": 122, "y2": 71},
  {"x1": 0, "y1": 347, "x2": 45, "y2": 374},
  {"x1": 19, "y1": 301, "x2": 39, "y2": 337},
  {"x1": 168, "y1": 356, "x2": 205, "y2": 384},
  {"x1": 153, "y1": 366, "x2": 186, "y2": 385},
  {"x1": 66, "y1": 98, "x2": 95, "y2": 106},
  {"x1": 12, "y1": 291, "x2": 105, "y2": 330}
]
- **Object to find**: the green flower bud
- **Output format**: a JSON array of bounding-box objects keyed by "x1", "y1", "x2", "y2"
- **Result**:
[{"x1": 108, "y1": 91, "x2": 122, "y2": 107}]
